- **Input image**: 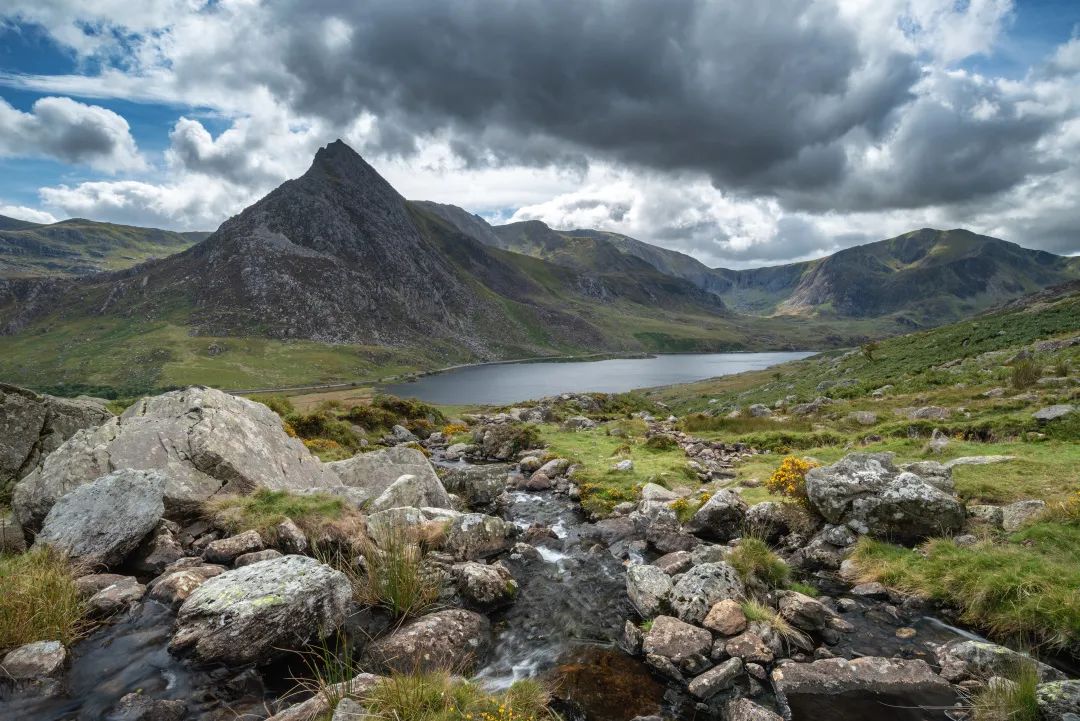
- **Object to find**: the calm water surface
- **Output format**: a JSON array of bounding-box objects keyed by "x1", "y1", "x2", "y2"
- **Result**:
[{"x1": 380, "y1": 351, "x2": 814, "y2": 405}]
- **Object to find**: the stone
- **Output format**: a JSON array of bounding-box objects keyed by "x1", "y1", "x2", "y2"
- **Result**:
[
  {"x1": 535, "y1": 458, "x2": 571, "y2": 478},
  {"x1": 772, "y1": 657, "x2": 954, "y2": 715},
  {"x1": 968, "y1": 504, "x2": 1005, "y2": 528},
  {"x1": 203, "y1": 529, "x2": 266, "y2": 564},
  {"x1": 327, "y1": 446, "x2": 444, "y2": 508},
  {"x1": 724, "y1": 632, "x2": 774, "y2": 664},
  {"x1": 363, "y1": 609, "x2": 491, "y2": 673},
  {"x1": 563, "y1": 416, "x2": 597, "y2": 430},
  {"x1": 641, "y1": 483, "x2": 678, "y2": 502},
  {"x1": 170, "y1": 554, "x2": 351, "y2": 665},
  {"x1": 904, "y1": 406, "x2": 951, "y2": 420},
  {"x1": 670, "y1": 562, "x2": 745, "y2": 624},
  {"x1": 748, "y1": 404, "x2": 772, "y2": 418},
  {"x1": 130, "y1": 521, "x2": 185, "y2": 575},
  {"x1": 235, "y1": 549, "x2": 284, "y2": 566},
  {"x1": 626, "y1": 564, "x2": 673, "y2": 618},
  {"x1": 744, "y1": 501, "x2": 791, "y2": 543},
  {"x1": 452, "y1": 561, "x2": 518, "y2": 608},
  {"x1": 148, "y1": 564, "x2": 225, "y2": 607},
  {"x1": 724, "y1": 698, "x2": 783, "y2": 721},
  {"x1": 264, "y1": 674, "x2": 380, "y2": 721},
  {"x1": 0, "y1": 383, "x2": 111, "y2": 498},
  {"x1": 331, "y1": 697, "x2": 367, "y2": 721},
  {"x1": 778, "y1": 591, "x2": 831, "y2": 632},
  {"x1": 621, "y1": 620, "x2": 644, "y2": 655},
  {"x1": 685, "y1": 489, "x2": 749, "y2": 541},
  {"x1": 74, "y1": 572, "x2": 132, "y2": 598},
  {"x1": 849, "y1": 582, "x2": 888, "y2": 599},
  {"x1": 1032, "y1": 404, "x2": 1074, "y2": 423},
  {"x1": 702, "y1": 599, "x2": 747, "y2": 636},
  {"x1": 1001, "y1": 499, "x2": 1047, "y2": 532},
  {"x1": 641, "y1": 615, "x2": 712, "y2": 663},
  {"x1": 442, "y1": 512, "x2": 517, "y2": 560},
  {"x1": 518, "y1": 455, "x2": 543, "y2": 473},
  {"x1": 14, "y1": 387, "x2": 337, "y2": 529},
  {"x1": 368, "y1": 471, "x2": 452, "y2": 512},
  {"x1": 936, "y1": 640, "x2": 1065, "y2": 684},
  {"x1": 34, "y1": 469, "x2": 165, "y2": 568},
  {"x1": 688, "y1": 657, "x2": 743, "y2": 699},
  {"x1": 1, "y1": 640, "x2": 66, "y2": 679},
  {"x1": 847, "y1": 411, "x2": 877, "y2": 426},
  {"x1": 440, "y1": 464, "x2": 512, "y2": 510},
  {"x1": 274, "y1": 517, "x2": 310, "y2": 555},
  {"x1": 0, "y1": 510, "x2": 26, "y2": 554},
  {"x1": 1035, "y1": 680, "x2": 1080, "y2": 718},
  {"x1": 110, "y1": 692, "x2": 186, "y2": 721},
  {"x1": 805, "y1": 453, "x2": 965, "y2": 544},
  {"x1": 652, "y1": 550, "x2": 693, "y2": 575},
  {"x1": 389, "y1": 425, "x2": 418, "y2": 444},
  {"x1": 86, "y1": 576, "x2": 146, "y2": 617},
  {"x1": 612, "y1": 459, "x2": 635, "y2": 472}
]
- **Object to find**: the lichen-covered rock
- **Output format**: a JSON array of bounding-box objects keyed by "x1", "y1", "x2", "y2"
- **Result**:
[
  {"x1": 0, "y1": 640, "x2": 67, "y2": 680},
  {"x1": 369, "y1": 472, "x2": 453, "y2": 512},
  {"x1": 14, "y1": 387, "x2": 337, "y2": 529},
  {"x1": 203, "y1": 530, "x2": 266, "y2": 565},
  {"x1": 688, "y1": 657, "x2": 743, "y2": 700},
  {"x1": 772, "y1": 657, "x2": 954, "y2": 712},
  {"x1": 452, "y1": 561, "x2": 517, "y2": 608},
  {"x1": 440, "y1": 464, "x2": 511, "y2": 510},
  {"x1": 935, "y1": 640, "x2": 1065, "y2": 684},
  {"x1": 33, "y1": 469, "x2": 165, "y2": 568},
  {"x1": 1001, "y1": 499, "x2": 1047, "y2": 532},
  {"x1": 805, "y1": 453, "x2": 964, "y2": 544},
  {"x1": 626, "y1": 563, "x2": 672, "y2": 618},
  {"x1": 685, "y1": 489, "x2": 748, "y2": 541},
  {"x1": 670, "y1": 562, "x2": 745, "y2": 624},
  {"x1": 641, "y1": 615, "x2": 712, "y2": 663},
  {"x1": 724, "y1": 698, "x2": 783, "y2": 721},
  {"x1": 363, "y1": 609, "x2": 491, "y2": 673},
  {"x1": 1035, "y1": 680, "x2": 1080, "y2": 719},
  {"x1": 442, "y1": 512, "x2": 517, "y2": 560},
  {"x1": 170, "y1": 554, "x2": 351, "y2": 665},
  {"x1": 723, "y1": 631, "x2": 774, "y2": 664}
]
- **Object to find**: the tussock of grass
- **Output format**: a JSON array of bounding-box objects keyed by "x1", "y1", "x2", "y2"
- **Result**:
[
  {"x1": 356, "y1": 521, "x2": 442, "y2": 619},
  {"x1": 729, "y1": 537, "x2": 790, "y2": 589},
  {"x1": 0, "y1": 547, "x2": 86, "y2": 652},
  {"x1": 851, "y1": 523, "x2": 1080, "y2": 650},
  {"x1": 787, "y1": 581, "x2": 821, "y2": 597},
  {"x1": 204, "y1": 489, "x2": 365, "y2": 549},
  {"x1": 969, "y1": 660, "x2": 1040, "y2": 721},
  {"x1": 739, "y1": 599, "x2": 810, "y2": 651},
  {"x1": 364, "y1": 671, "x2": 557, "y2": 721}
]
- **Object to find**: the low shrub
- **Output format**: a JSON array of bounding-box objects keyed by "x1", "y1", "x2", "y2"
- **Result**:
[
  {"x1": 1011, "y1": 359, "x2": 1042, "y2": 390},
  {"x1": 356, "y1": 520, "x2": 442, "y2": 618},
  {"x1": 765, "y1": 456, "x2": 817, "y2": 508},
  {"x1": 476, "y1": 423, "x2": 542, "y2": 458},
  {"x1": 372, "y1": 394, "x2": 445, "y2": 425},
  {"x1": 733, "y1": 430, "x2": 845, "y2": 453},
  {"x1": 250, "y1": 394, "x2": 295, "y2": 417},
  {"x1": 643, "y1": 434, "x2": 678, "y2": 451},
  {"x1": 0, "y1": 547, "x2": 85, "y2": 652}
]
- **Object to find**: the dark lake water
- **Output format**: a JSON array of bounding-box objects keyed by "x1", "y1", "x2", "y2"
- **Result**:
[{"x1": 379, "y1": 351, "x2": 815, "y2": 405}]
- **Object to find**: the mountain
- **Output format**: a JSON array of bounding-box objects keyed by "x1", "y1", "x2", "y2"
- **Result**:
[
  {"x1": 433, "y1": 211, "x2": 1080, "y2": 327},
  {"x1": 2, "y1": 141, "x2": 864, "y2": 394},
  {"x1": 0, "y1": 216, "x2": 209, "y2": 278}
]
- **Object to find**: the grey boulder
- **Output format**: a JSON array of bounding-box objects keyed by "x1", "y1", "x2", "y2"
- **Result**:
[
  {"x1": 670, "y1": 562, "x2": 745, "y2": 625},
  {"x1": 1036, "y1": 680, "x2": 1080, "y2": 719},
  {"x1": 363, "y1": 609, "x2": 491, "y2": 674},
  {"x1": 34, "y1": 469, "x2": 165, "y2": 568},
  {"x1": 626, "y1": 563, "x2": 673, "y2": 618},
  {"x1": 327, "y1": 446, "x2": 444, "y2": 508},
  {"x1": 170, "y1": 554, "x2": 351, "y2": 665},
  {"x1": 685, "y1": 489, "x2": 748, "y2": 541},
  {"x1": 936, "y1": 640, "x2": 1065, "y2": 683},
  {"x1": 369, "y1": 472, "x2": 453, "y2": 512}
]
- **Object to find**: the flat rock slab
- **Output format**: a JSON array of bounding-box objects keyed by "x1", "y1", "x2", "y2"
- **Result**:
[{"x1": 170, "y1": 554, "x2": 351, "y2": 665}]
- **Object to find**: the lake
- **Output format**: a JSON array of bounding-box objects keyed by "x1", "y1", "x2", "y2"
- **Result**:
[{"x1": 379, "y1": 351, "x2": 815, "y2": 405}]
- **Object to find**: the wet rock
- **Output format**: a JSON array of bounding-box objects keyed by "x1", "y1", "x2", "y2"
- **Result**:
[
  {"x1": 452, "y1": 561, "x2": 518, "y2": 608},
  {"x1": 74, "y1": 572, "x2": 131, "y2": 598},
  {"x1": 203, "y1": 529, "x2": 265, "y2": 564},
  {"x1": 805, "y1": 453, "x2": 965, "y2": 544},
  {"x1": 110, "y1": 692, "x2": 186, "y2": 721},
  {"x1": 627, "y1": 564, "x2": 673, "y2": 618},
  {"x1": 670, "y1": 562, "x2": 745, "y2": 625},
  {"x1": 591, "y1": 515, "x2": 643, "y2": 544},
  {"x1": 86, "y1": 576, "x2": 146, "y2": 617},
  {"x1": 621, "y1": 620, "x2": 644, "y2": 655},
  {"x1": 363, "y1": 609, "x2": 491, "y2": 673},
  {"x1": 772, "y1": 657, "x2": 954, "y2": 717},
  {"x1": 147, "y1": 563, "x2": 225, "y2": 607},
  {"x1": 0, "y1": 640, "x2": 66, "y2": 680},
  {"x1": 778, "y1": 591, "x2": 830, "y2": 632},
  {"x1": 370, "y1": 472, "x2": 453, "y2": 512},
  {"x1": 328, "y1": 446, "x2": 444, "y2": 508},
  {"x1": 641, "y1": 616, "x2": 712, "y2": 663},
  {"x1": 1036, "y1": 680, "x2": 1080, "y2": 718},
  {"x1": 723, "y1": 631, "x2": 774, "y2": 664},
  {"x1": 702, "y1": 599, "x2": 747, "y2": 636},
  {"x1": 14, "y1": 386, "x2": 337, "y2": 529},
  {"x1": 688, "y1": 657, "x2": 743, "y2": 699},
  {"x1": 1001, "y1": 499, "x2": 1046, "y2": 532},
  {"x1": 685, "y1": 489, "x2": 748, "y2": 542},
  {"x1": 936, "y1": 640, "x2": 1065, "y2": 683},
  {"x1": 1032, "y1": 404, "x2": 1074, "y2": 423},
  {"x1": 235, "y1": 549, "x2": 283, "y2": 567},
  {"x1": 724, "y1": 698, "x2": 782, "y2": 721},
  {"x1": 171, "y1": 554, "x2": 351, "y2": 665},
  {"x1": 34, "y1": 469, "x2": 165, "y2": 568},
  {"x1": 653, "y1": 550, "x2": 693, "y2": 575},
  {"x1": 645, "y1": 653, "x2": 684, "y2": 682},
  {"x1": 442, "y1": 512, "x2": 517, "y2": 560},
  {"x1": 0, "y1": 383, "x2": 111, "y2": 499},
  {"x1": 444, "y1": 443, "x2": 473, "y2": 461}
]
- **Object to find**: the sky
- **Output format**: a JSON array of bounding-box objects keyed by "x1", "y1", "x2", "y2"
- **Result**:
[{"x1": 0, "y1": 1, "x2": 1078, "y2": 269}]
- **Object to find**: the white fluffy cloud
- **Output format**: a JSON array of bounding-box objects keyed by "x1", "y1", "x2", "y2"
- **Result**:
[
  {"x1": 0, "y1": 204, "x2": 58, "y2": 224},
  {"x1": 0, "y1": 96, "x2": 144, "y2": 172}
]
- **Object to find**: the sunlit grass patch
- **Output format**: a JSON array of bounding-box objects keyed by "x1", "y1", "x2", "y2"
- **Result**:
[{"x1": 0, "y1": 547, "x2": 86, "y2": 652}]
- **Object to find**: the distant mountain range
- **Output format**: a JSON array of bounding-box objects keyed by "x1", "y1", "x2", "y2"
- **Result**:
[
  {"x1": 0, "y1": 140, "x2": 1077, "y2": 393},
  {"x1": 0, "y1": 217, "x2": 208, "y2": 278}
]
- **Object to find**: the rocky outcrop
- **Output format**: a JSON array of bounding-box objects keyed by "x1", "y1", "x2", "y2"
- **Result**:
[
  {"x1": 0, "y1": 383, "x2": 111, "y2": 498},
  {"x1": 13, "y1": 387, "x2": 337, "y2": 529},
  {"x1": 170, "y1": 554, "x2": 351, "y2": 665},
  {"x1": 363, "y1": 609, "x2": 491, "y2": 673},
  {"x1": 33, "y1": 469, "x2": 165, "y2": 568},
  {"x1": 805, "y1": 453, "x2": 965, "y2": 544},
  {"x1": 327, "y1": 446, "x2": 444, "y2": 508},
  {"x1": 440, "y1": 464, "x2": 511, "y2": 510}
]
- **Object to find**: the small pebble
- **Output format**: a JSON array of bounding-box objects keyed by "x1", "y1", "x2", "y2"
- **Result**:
[{"x1": 895, "y1": 627, "x2": 917, "y2": 639}]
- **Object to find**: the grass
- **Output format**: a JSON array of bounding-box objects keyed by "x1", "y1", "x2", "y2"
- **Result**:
[
  {"x1": 356, "y1": 520, "x2": 443, "y2": 619},
  {"x1": 787, "y1": 581, "x2": 821, "y2": 598},
  {"x1": 363, "y1": 671, "x2": 557, "y2": 721},
  {"x1": 0, "y1": 547, "x2": 86, "y2": 652},
  {"x1": 968, "y1": 660, "x2": 1040, "y2": 721},
  {"x1": 203, "y1": 489, "x2": 366, "y2": 549},
  {"x1": 729, "y1": 537, "x2": 790, "y2": 589},
  {"x1": 850, "y1": 520, "x2": 1080, "y2": 651},
  {"x1": 739, "y1": 599, "x2": 810, "y2": 651}
]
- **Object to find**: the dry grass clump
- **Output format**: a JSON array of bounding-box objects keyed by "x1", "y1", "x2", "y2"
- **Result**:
[{"x1": 0, "y1": 547, "x2": 86, "y2": 652}]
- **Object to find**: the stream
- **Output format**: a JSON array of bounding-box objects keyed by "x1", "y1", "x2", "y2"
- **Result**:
[{"x1": 2, "y1": 452, "x2": 1070, "y2": 721}]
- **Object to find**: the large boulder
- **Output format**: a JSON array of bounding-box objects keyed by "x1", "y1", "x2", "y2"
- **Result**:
[
  {"x1": 13, "y1": 387, "x2": 337, "y2": 529},
  {"x1": 935, "y1": 640, "x2": 1065, "y2": 683},
  {"x1": 626, "y1": 564, "x2": 673, "y2": 618},
  {"x1": 327, "y1": 446, "x2": 443, "y2": 506},
  {"x1": 641, "y1": 615, "x2": 713, "y2": 663},
  {"x1": 363, "y1": 609, "x2": 491, "y2": 673},
  {"x1": 805, "y1": 453, "x2": 965, "y2": 544},
  {"x1": 170, "y1": 554, "x2": 351, "y2": 665},
  {"x1": 1036, "y1": 680, "x2": 1080, "y2": 719},
  {"x1": 442, "y1": 512, "x2": 518, "y2": 560},
  {"x1": 34, "y1": 469, "x2": 165, "y2": 568},
  {"x1": 0, "y1": 383, "x2": 111, "y2": 498},
  {"x1": 685, "y1": 489, "x2": 748, "y2": 541},
  {"x1": 670, "y1": 562, "x2": 745, "y2": 625},
  {"x1": 369, "y1": 473, "x2": 453, "y2": 512},
  {"x1": 440, "y1": 464, "x2": 512, "y2": 510}
]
